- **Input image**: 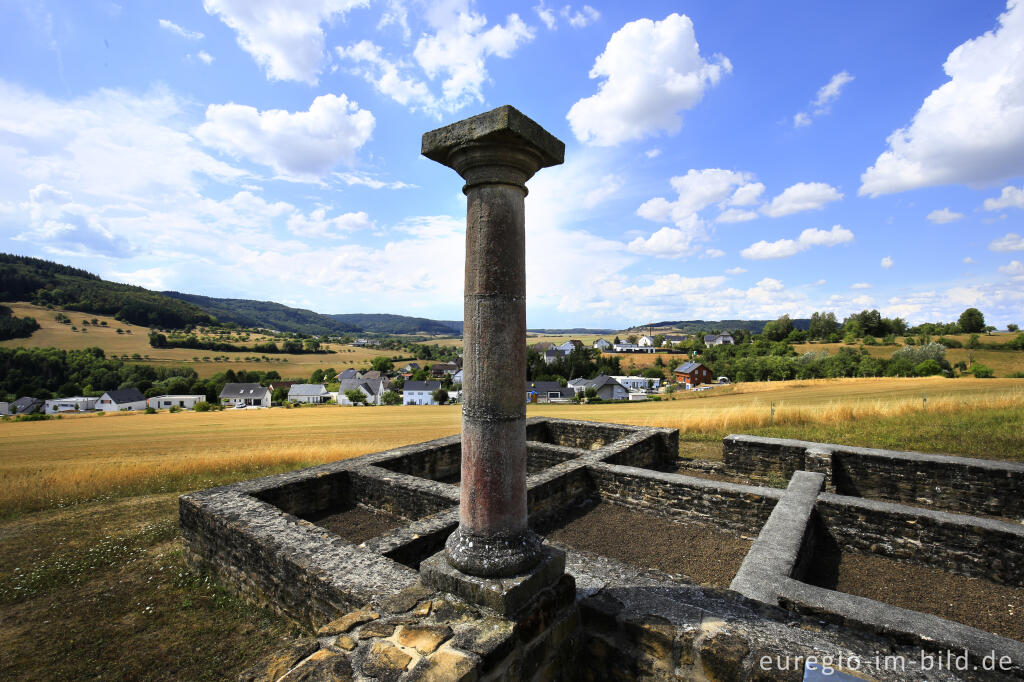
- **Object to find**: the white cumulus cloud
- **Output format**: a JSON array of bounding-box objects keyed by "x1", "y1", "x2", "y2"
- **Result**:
[
  {"x1": 860, "y1": 1, "x2": 1024, "y2": 196},
  {"x1": 881, "y1": 256, "x2": 894, "y2": 269},
  {"x1": 627, "y1": 226, "x2": 700, "y2": 258},
  {"x1": 990, "y1": 232, "x2": 1024, "y2": 251},
  {"x1": 999, "y1": 260, "x2": 1024, "y2": 279},
  {"x1": 203, "y1": 0, "x2": 368, "y2": 84},
  {"x1": 287, "y1": 208, "x2": 373, "y2": 238},
  {"x1": 567, "y1": 13, "x2": 731, "y2": 146},
  {"x1": 195, "y1": 94, "x2": 374, "y2": 179},
  {"x1": 984, "y1": 185, "x2": 1024, "y2": 210},
  {"x1": 793, "y1": 71, "x2": 854, "y2": 127},
  {"x1": 741, "y1": 225, "x2": 853, "y2": 259},
  {"x1": 927, "y1": 207, "x2": 964, "y2": 224},
  {"x1": 762, "y1": 182, "x2": 843, "y2": 217}
]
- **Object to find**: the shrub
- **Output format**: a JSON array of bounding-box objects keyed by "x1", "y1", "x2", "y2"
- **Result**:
[
  {"x1": 1006, "y1": 371, "x2": 1024, "y2": 378},
  {"x1": 915, "y1": 359, "x2": 943, "y2": 376},
  {"x1": 971, "y1": 364, "x2": 994, "y2": 378},
  {"x1": 168, "y1": 405, "x2": 181, "y2": 413},
  {"x1": 144, "y1": 406, "x2": 157, "y2": 414},
  {"x1": 193, "y1": 401, "x2": 212, "y2": 412}
]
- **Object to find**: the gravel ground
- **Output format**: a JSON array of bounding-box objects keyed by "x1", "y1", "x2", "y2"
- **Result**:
[
  {"x1": 544, "y1": 502, "x2": 752, "y2": 588},
  {"x1": 309, "y1": 505, "x2": 404, "y2": 544},
  {"x1": 808, "y1": 550, "x2": 1024, "y2": 642}
]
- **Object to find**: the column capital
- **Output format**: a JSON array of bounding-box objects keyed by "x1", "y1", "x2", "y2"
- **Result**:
[{"x1": 422, "y1": 105, "x2": 565, "y2": 192}]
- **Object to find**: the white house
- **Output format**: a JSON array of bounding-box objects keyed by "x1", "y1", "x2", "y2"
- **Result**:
[
  {"x1": 97, "y1": 388, "x2": 148, "y2": 412},
  {"x1": 452, "y1": 368, "x2": 464, "y2": 384},
  {"x1": 611, "y1": 375, "x2": 662, "y2": 392},
  {"x1": 612, "y1": 343, "x2": 655, "y2": 353},
  {"x1": 704, "y1": 333, "x2": 735, "y2": 346},
  {"x1": 638, "y1": 335, "x2": 656, "y2": 347},
  {"x1": 288, "y1": 384, "x2": 331, "y2": 404},
  {"x1": 403, "y1": 380, "x2": 442, "y2": 405},
  {"x1": 593, "y1": 338, "x2": 612, "y2": 351},
  {"x1": 44, "y1": 396, "x2": 98, "y2": 414},
  {"x1": 338, "y1": 378, "x2": 389, "y2": 406},
  {"x1": 219, "y1": 383, "x2": 272, "y2": 408},
  {"x1": 147, "y1": 394, "x2": 207, "y2": 410},
  {"x1": 569, "y1": 375, "x2": 629, "y2": 401}
]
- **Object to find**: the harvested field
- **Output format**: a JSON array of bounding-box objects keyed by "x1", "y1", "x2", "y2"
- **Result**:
[
  {"x1": 544, "y1": 502, "x2": 753, "y2": 588},
  {"x1": 806, "y1": 550, "x2": 1024, "y2": 642}
]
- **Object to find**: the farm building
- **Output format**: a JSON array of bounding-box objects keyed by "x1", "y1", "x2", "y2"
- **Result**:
[
  {"x1": 525, "y1": 381, "x2": 574, "y2": 403},
  {"x1": 568, "y1": 375, "x2": 629, "y2": 401},
  {"x1": 147, "y1": 395, "x2": 207, "y2": 410},
  {"x1": 44, "y1": 396, "x2": 99, "y2": 414},
  {"x1": 97, "y1": 388, "x2": 147, "y2": 412}
]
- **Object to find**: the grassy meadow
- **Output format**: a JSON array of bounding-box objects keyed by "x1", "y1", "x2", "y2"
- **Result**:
[
  {"x1": 0, "y1": 302, "x2": 419, "y2": 379},
  {"x1": 2, "y1": 375, "x2": 1023, "y2": 680}
]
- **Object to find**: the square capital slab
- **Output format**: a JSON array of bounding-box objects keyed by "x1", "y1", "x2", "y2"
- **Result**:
[{"x1": 422, "y1": 105, "x2": 565, "y2": 170}]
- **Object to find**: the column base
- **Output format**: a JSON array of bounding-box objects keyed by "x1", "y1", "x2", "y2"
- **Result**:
[
  {"x1": 420, "y1": 544, "x2": 565, "y2": 616},
  {"x1": 444, "y1": 527, "x2": 542, "y2": 578}
]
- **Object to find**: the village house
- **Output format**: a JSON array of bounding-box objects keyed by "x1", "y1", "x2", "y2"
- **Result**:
[
  {"x1": 568, "y1": 375, "x2": 629, "y2": 401},
  {"x1": 542, "y1": 348, "x2": 567, "y2": 364},
  {"x1": 525, "y1": 381, "x2": 575, "y2": 403},
  {"x1": 97, "y1": 388, "x2": 148, "y2": 412},
  {"x1": 219, "y1": 383, "x2": 272, "y2": 408},
  {"x1": 638, "y1": 335, "x2": 656, "y2": 347},
  {"x1": 663, "y1": 334, "x2": 690, "y2": 345},
  {"x1": 399, "y1": 362, "x2": 420, "y2": 373},
  {"x1": 555, "y1": 340, "x2": 584, "y2": 353},
  {"x1": 611, "y1": 375, "x2": 662, "y2": 392},
  {"x1": 10, "y1": 396, "x2": 43, "y2": 414},
  {"x1": 336, "y1": 368, "x2": 361, "y2": 381},
  {"x1": 704, "y1": 333, "x2": 735, "y2": 346},
  {"x1": 288, "y1": 384, "x2": 331, "y2": 404},
  {"x1": 147, "y1": 394, "x2": 207, "y2": 410},
  {"x1": 452, "y1": 368, "x2": 463, "y2": 384},
  {"x1": 611, "y1": 342, "x2": 655, "y2": 353},
  {"x1": 674, "y1": 361, "x2": 714, "y2": 388},
  {"x1": 592, "y1": 338, "x2": 612, "y2": 351},
  {"x1": 44, "y1": 396, "x2": 99, "y2": 414},
  {"x1": 402, "y1": 380, "x2": 442, "y2": 405},
  {"x1": 429, "y1": 362, "x2": 460, "y2": 378}
]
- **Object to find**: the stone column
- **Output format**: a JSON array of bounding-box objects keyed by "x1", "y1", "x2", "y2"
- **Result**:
[{"x1": 422, "y1": 106, "x2": 564, "y2": 577}]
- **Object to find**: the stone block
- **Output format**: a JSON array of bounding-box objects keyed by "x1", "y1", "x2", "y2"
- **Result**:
[
  {"x1": 420, "y1": 546, "x2": 565, "y2": 616},
  {"x1": 396, "y1": 624, "x2": 454, "y2": 655},
  {"x1": 281, "y1": 650, "x2": 353, "y2": 682},
  {"x1": 360, "y1": 640, "x2": 412, "y2": 681},
  {"x1": 699, "y1": 631, "x2": 751, "y2": 681},
  {"x1": 317, "y1": 610, "x2": 378, "y2": 636},
  {"x1": 408, "y1": 646, "x2": 479, "y2": 682},
  {"x1": 451, "y1": 617, "x2": 516, "y2": 671},
  {"x1": 421, "y1": 105, "x2": 564, "y2": 171}
]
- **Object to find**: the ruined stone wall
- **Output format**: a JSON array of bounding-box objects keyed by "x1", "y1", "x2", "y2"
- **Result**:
[
  {"x1": 377, "y1": 442, "x2": 461, "y2": 482},
  {"x1": 526, "y1": 442, "x2": 581, "y2": 473},
  {"x1": 588, "y1": 463, "x2": 781, "y2": 534},
  {"x1": 724, "y1": 435, "x2": 1024, "y2": 518},
  {"x1": 817, "y1": 493, "x2": 1024, "y2": 585}
]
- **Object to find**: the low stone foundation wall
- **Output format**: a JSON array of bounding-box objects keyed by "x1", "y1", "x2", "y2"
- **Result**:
[
  {"x1": 588, "y1": 462, "x2": 781, "y2": 534},
  {"x1": 816, "y1": 493, "x2": 1024, "y2": 585},
  {"x1": 724, "y1": 434, "x2": 1024, "y2": 518}
]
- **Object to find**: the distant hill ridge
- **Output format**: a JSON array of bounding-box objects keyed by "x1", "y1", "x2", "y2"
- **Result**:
[{"x1": 633, "y1": 319, "x2": 812, "y2": 334}]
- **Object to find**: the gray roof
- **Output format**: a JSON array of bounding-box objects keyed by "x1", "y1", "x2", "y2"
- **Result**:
[
  {"x1": 337, "y1": 369, "x2": 360, "y2": 380},
  {"x1": 573, "y1": 375, "x2": 624, "y2": 390},
  {"x1": 404, "y1": 381, "x2": 441, "y2": 392},
  {"x1": 526, "y1": 381, "x2": 572, "y2": 397},
  {"x1": 338, "y1": 378, "x2": 374, "y2": 394},
  {"x1": 102, "y1": 388, "x2": 146, "y2": 404},
  {"x1": 704, "y1": 333, "x2": 734, "y2": 343},
  {"x1": 287, "y1": 383, "x2": 329, "y2": 396},
  {"x1": 361, "y1": 370, "x2": 383, "y2": 380},
  {"x1": 674, "y1": 362, "x2": 705, "y2": 374},
  {"x1": 220, "y1": 383, "x2": 270, "y2": 397},
  {"x1": 12, "y1": 396, "x2": 43, "y2": 413}
]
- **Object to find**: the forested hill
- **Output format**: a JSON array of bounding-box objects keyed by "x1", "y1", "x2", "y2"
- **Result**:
[
  {"x1": 330, "y1": 313, "x2": 462, "y2": 335},
  {"x1": 641, "y1": 319, "x2": 813, "y2": 334},
  {"x1": 0, "y1": 253, "x2": 215, "y2": 329},
  {"x1": 163, "y1": 291, "x2": 359, "y2": 336}
]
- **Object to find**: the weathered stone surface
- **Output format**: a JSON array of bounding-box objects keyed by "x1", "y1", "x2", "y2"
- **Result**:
[
  {"x1": 334, "y1": 635, "x2": 356, "y2": 651},
  {"x1": 360, "y1": 640, "x2": 412, "y2": 680},
  {"x1": 421, "y1": 546, "x2": 565, "y2": 616},
  {"x1": 407, "y1": 646, "x2": 479, "y2": 682},
  {"x1": 379, "y1": 583, "x2": 433, "y2": 614},
  {"x1": 396, "y1": 624, "x2": 453, "y2": 655},
  {"x1": 451, "y1": 617, "x2": 516, "y2": 671},
  {"x1": 357, "y1": 619, "x2": 397, "y2": 640},
  {"x1": 699, "y1": 631, "x2": 751, "y2": 681},
  {"x1": 317, "y1": 610, "x2": 378, "y2": 636}
]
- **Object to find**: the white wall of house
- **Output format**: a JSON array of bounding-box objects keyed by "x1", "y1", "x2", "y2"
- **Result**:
[
  {"x1": 593, "y1": 339, "x2": 611, "y2": 350},
  {"x1": 638, "y1": 336, "x2": 655, "y2": 347},
  {"x1": 611, "y1": 376, "x2": 661, "y2": 391},
  {"x1": 44, "y1": 397, "x2": 98, "y2": 413},
  {"x1": 403, "y1": 389, "x2": 437, "y2": 406},
  {"x1": 98, "y1": 393, "x2": 148, "y2": 412},
  {"x1": 339, "y1": 387, "x2": 374, "y2": 406},
  {"x1": 147, "y1": 395, "x2": 206, "y2": 410},
  {"x1": 221, "y1": 391, "x2": 271, "y2": 407}
]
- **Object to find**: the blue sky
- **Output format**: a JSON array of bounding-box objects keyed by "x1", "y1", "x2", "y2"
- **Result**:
[{"x1": 1, "y1": 0, "x2": 1023, "y2": 328}]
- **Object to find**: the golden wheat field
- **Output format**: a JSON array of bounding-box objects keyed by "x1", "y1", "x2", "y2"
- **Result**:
[{"x1": 2, "y1": 376, "x2": 1021, "y2": 516}]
